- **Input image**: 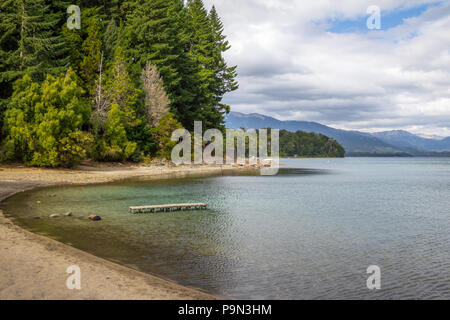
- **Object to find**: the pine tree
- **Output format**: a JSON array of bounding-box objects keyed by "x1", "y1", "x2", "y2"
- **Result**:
[
  {"x1": 141, "y1": 62, "x2": 170, "y2": 127},
  {"x1": 0, "y1": 0, "x2": 68, "y2": 83},
  {"x1": 151, "y1": 113, "x2": 183, "y2": 159},
  {"x1": 0, "y1": 0, "x2": 70, "y2": 135},
  {"x1": 104, "y1": 18, "x2": 118, "y2": 62},
  {"x1": 185, "y1": 0, "x2": 221, "y2": 129},
  {"x1": 123, "y1": 0, "x2": 201, "y2": 130},
  {"x1": 185, "y1": 0, "x2": 238, "y2": 130},
  {"x1": 62, "y1": 24, "x2": 84, "y2": 73},
  {"x1": 99, "y1": 103, "x2": 137, "y2": 161},
  {"x1": 61, "y1": 5, "x2": 102, "y2": 77},
  {"x1": 209, "y1": 5, "x2": 238, "y2": 119},
  {"x1": 106, "y1": 0, "x2": 125, "y2": 21},
  {"x1": 123, "y1": 0, "x2": 180, "y2": 83},
  {"x1": 80, "y1": 18, "x2": 103, "y2": 95},
  {"x1": 75, "y1": 0, "x2": 124, "y2": 20},
  {"x1": 187, "y1": 0, "x2": 215, "y2": 85},
  {"x1": 96, "y1": 46, "x2": 140, "y2": 128}
]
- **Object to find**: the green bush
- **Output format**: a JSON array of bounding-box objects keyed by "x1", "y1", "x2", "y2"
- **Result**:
[
  {"x1": 2, "y1": 69, "x2": 92, "y2": 167},
  {"x1": 97, "y1": 104, "x2": 137, "y2": 162},
  {"x1": 151, "y1": 113, "x2": 184, "y2": 159}
]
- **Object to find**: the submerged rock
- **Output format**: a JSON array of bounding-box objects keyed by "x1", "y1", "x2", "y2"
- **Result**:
[
  {"x1": 49, "y1": 214, "x2": 60, "y2": 218},
  {"x1": 89, "y1": 214, "x2": 101, "y2": 221}
]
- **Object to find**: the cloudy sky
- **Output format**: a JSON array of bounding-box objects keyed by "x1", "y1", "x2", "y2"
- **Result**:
[{"x1": 203, "y1": 0, "x2": 450, "y2": 136}]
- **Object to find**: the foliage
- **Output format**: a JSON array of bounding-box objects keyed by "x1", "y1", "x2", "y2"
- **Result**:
[
  {"x1": 92, "y1": 46, "x2": 140, "y2": 128},
  {"x1": 0, "y1": 0, "x2": 69, "y2": 84},
  {"x1": 279, "y1": 130, "x2": 345, "y2": 158},
  {"x1": 141, "y1": 62, "x2": 170, "y2": 127},
  {"x1": 104, "y1": 46, "x2": 141, "y2": 126},
  {"x1": 80, "y1": 18, "x2": 103, "y2": 95},
  {"x1": 209, "y1": 6, "x2": 238, "y2": 115},
  {"x1": 96, "y1": 103, "x2": 137, "y2": 162},
  {"x1": 1, "y1": 69, "x2": 92, "y2": 167},
  {"x1": 125, "y1": 119, "x2": 157, "y2": 161},
  {"x1": 122, "y1": 0, "x2": 193, "y2": 128},
  {"x1": 0, "y1": 0, "x2": 338, "y2": 166},
  {"x1": 104, "y1": 18, "x2": 118, "y2": 62},
  {"x1": 186, "y1": 0, "x2": 238, "y2": 130},
  {"x1": 151, "y1": 113, "x2": 183, "y2": 159}
]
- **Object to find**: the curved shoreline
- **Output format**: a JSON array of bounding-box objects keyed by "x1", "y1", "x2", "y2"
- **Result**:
[{"x1": 0, "y1": 164, "x2": 256, "y2": 300}]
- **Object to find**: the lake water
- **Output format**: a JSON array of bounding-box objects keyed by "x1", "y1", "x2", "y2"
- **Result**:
[{"x1": 2, "y1": 158, "x2": 450, "y2": 299}]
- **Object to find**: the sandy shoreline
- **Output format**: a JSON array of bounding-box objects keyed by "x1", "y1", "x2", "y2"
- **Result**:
[{"x1": 0, "y1": 163, "x2": 255, "y2": 300}]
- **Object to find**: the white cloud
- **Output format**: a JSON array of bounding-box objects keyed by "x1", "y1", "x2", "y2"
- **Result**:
[{"x1": 204, "y1": 0, "x2": 450, "y2": 135}]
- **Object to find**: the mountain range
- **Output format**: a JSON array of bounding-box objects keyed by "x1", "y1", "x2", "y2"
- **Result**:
[{"x1": 225, "y1": 112, "x2": 450, "y2": 156}]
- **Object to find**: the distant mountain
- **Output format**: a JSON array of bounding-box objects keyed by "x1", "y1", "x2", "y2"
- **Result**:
[
  {"x1": 225, "y1": 112, "x2": 405, "y2": 156},
  {"x1": 372, "y1": 130, "x2": 450, "y2": 152},
  {"x1": 225, "y1": 112, "x2": 450, "y2": 156}
]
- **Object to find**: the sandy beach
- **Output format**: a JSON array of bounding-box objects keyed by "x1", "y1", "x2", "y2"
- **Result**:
[{"x1": 0, "y1": 163, "x2": 253, "y2": 300}]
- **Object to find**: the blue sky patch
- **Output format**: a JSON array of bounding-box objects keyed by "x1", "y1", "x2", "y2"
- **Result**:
[{"x1": 326, "y1": 2, "x2": 442, "y2": 33}]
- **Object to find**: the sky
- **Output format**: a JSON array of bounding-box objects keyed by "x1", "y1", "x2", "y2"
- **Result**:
[{"x1": 203, "y1": 0, "x2": 450, "y2": 136}]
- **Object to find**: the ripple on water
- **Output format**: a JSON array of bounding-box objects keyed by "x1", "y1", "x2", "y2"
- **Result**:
[{"x1": 3, "y1": 158, "x2": 450, "y2": 299}]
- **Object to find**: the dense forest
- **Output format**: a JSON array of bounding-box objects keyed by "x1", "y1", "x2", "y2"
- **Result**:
[
  {"x1": 0, "y1": 0, "x2": 238, "y2": 167},
  {"x1": 279, "y1": 130, "x2": 345, "y2": 158},
  {"x1": 0, "y1": 0, "x2": 345, "y2": 168}
]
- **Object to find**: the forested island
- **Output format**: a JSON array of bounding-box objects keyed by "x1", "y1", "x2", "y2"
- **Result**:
[
  {"x1": 280, "y1": 130, "x2": 345, "y2": 158},
  {"x1": 0, "y1": 0, "x2": 344, "y2": 167}
]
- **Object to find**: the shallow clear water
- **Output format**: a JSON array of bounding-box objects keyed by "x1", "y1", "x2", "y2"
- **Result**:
[{"x1": 2, "y1": 158, "x2": 450, "y2": 299}]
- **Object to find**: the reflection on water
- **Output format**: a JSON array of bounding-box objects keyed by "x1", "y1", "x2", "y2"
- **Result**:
[
  {"x1": 278, "y1": 167, "x2": 332, "y2": 176},
  {"x1": 2, "y1": 158, "x2": 450, "y2": 299}
]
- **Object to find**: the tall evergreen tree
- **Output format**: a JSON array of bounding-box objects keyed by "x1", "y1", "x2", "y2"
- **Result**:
[
  {"x1": 96, "y1": 46, "x2": 140, "y2": 128},
  {"x1": 187, "y1": 0, "x2": 215, "y2": 86},
  {"x1": 104, "y1": 18, "x2": 118, "y2": 62},
  {"x1": 99, "y1": 103, "x2": 137, "y2": 161},
  {"x1": 122, "y1": 0, "x2": 203, "y2": 130},
  {"x1": 106, "y1": 0, "x2": 125, "y2": 21},
  {"x1": 80, "y1": 18, "x2": 103, "y2": 95},
  {"x1": 0, "y1": 0, "x2": 68, "y2": 83},
  {"x1": 92, "y1": 47, "x2": 141, "y2": 162},
  {"x1": 0, "y1": 0, "x2": 69, "y2": 141},
  {"x1": 76, "y1": 0, "x2": 124, "y2": 21},
  {"x1": 209, "y1": 5, "x2": 238, "y2": 113},
  {"x1": 141, "y1": 62, "x2": 170, "y2": 127},
  {"x1": 186, "y1": 0, "x2": 221, "y2": 129},
  {"x1": 186, "y1": 1, "x2": 238, "y2": 130}
]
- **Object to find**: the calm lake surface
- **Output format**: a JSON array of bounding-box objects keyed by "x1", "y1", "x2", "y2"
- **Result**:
[{"x1": 3, "y1": 158, "x2": 450, "y2": 299}]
